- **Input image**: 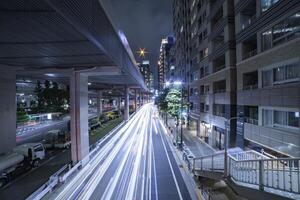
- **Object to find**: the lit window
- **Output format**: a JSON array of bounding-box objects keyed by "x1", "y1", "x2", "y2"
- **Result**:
[
  {"x1": 261, "y1": 12, "x2": 300, "y2": 51},
  {"x1": 261, "y1": 0, "x2": 279, "y2": 12}
]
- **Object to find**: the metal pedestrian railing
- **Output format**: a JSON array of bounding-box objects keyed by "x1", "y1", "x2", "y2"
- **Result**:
[{"x1": 192, "y1": 150, "x2": 300, "y2": 196}]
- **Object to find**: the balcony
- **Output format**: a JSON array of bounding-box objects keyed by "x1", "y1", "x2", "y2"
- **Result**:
[
  {"x1": 243, "y1": 49, "x2": 257, "y2": 60},
  {"x1": 241, "y1": 35, "x2": 257, "y2": 61},
  {"x1": 239, "y1": 0, "x2": 257, "y2": 31},
  {"x1": 244, "y1": 118, "x2": 258, "y2": 125},
  {"x1": 213, "y1": 105, "x2": 225, "y2": 117},
  {"x1": 210, "y1": 0, "x2": 224, "y2": 20},
  {"x1": 241, "y1": 15, "x2": 256, "y2": 30},
  {"x1": 243, "y1": 71, "x2": 258, "y2": 90},
  {"x1": 213, "y1": 80, "x2": 226, "y2": 94},
  {"x1": 212, "y1": 55, "x2": 225, "y2": 73}
]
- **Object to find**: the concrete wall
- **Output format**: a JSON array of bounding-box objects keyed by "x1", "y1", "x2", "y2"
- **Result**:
[
  {"x1": 244, "y1": 123, "x2": 300, "y2": 157},
  {"x1": 0, "y1": 68, "x2": 16, "y2": 154}
]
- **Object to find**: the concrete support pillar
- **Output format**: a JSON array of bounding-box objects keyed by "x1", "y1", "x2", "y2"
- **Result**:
[
  {"x1": 134, "y1": 89, "x2": 137, "y2": 111},
  {"x1": 70, "y1": 71, "x2": 89, "y2": 165},
  {"x1": 141, "y1": 92, "x2": 144, "y2": 105},
  {"x1": 0, "y1": 68, "x2": 16, "y2": 154},
  {"x1": 139, "y1": 91, "x2": 142, "y2": 107},
  {"x1": 118, "y1": 96, "x2": 121, "y2": 110},
  {"x1": 97, "y1": 91, "x2": 103, "y2": 116},
  {"x1": 124, "y1": 86, "x2": 130, "y2": 121}
]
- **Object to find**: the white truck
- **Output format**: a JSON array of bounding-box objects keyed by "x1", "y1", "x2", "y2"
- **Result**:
[
  {"x1": 43, "y1": 130, "x2": 71, "y2": 149},
  {"x1": 0, "y1": 143, "x2": 45, "y2": 188}
]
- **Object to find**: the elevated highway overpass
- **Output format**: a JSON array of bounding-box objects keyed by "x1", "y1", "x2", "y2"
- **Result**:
[{"x1": 0, "y1": 0, "x2": 148, "y2": 164}]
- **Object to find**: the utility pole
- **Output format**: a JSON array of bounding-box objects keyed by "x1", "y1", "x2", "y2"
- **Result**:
[{"x1": 224, "y1": 116, "x2": 244, "y2": 177}]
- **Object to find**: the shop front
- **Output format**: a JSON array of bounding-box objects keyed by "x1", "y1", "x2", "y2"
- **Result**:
[
  {"x1": 189, "y1": 117, "x2": 199, "y2": 137},
  {"x1": 200, "y1": 121, "x2": 211, "y2": 144},
  {"x1": 213, "y1": 126, "x2": 225, "y2": 150}
]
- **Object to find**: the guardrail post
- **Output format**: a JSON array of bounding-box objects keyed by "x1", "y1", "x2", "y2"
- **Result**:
[
  {"x1": 193, "y1": 159, "x2": 195, "y2": 173},
  {"x1": 212, "y1": 155, "x2": 214, "y2": 172},
  {"x1": 259, "y1": 160, "x2": 264, "y2": 191},
  {"x1": 228, "y1": 157, "x2": 231, "y2": 178}
]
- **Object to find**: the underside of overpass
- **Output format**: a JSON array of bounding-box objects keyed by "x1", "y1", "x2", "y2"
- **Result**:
[{"x1": 0, "y1": 0, "x2": 147, "y2": 164}]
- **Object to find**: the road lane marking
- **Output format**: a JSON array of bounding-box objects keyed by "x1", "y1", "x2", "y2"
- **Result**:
[
  {"x1": 148, "y1": 108, "x2": 153, "y2": 200},
  {"x1": 157, "y1": 119, "x2": 184, "y2": 200},
  {"x1": 151, "y1": 133, "x2": 159, "y2": 200}
]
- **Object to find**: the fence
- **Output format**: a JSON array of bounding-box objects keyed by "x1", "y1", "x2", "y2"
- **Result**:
[{"x1": 193, "y1": 151, "x2": 300, "y2": 195}]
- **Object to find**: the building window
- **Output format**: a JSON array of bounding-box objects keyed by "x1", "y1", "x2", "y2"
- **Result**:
[
  {"x1": 244, "y1": 106, "x2": 259, "y2": 125},
  {"x1": 262, "y1": 69, "x2": 272, "y2": 87},
  {"x1": 191, "y1": 71, "x2": 199, "y2": 82},
  {"x1": 203, "y1": 29, "x2": 207, "y2": 38},
  {"x1": 200, "y1": 48, "x2": 209, "y2": 60},
  {"x1": 262, "y1": 63, "x2": 299, "y2": 87},
  {"x1": 205, "y1": 104, "x2": 209, "y2": 112},
  {"x1": 204, "y1": 85, "x2": 210, "y2": 94},
  {"x1": 262, "y1": 109, "x2": 273, "y2": 126},
  {"x1": 200, "y1": 103, "x2": 205, "y2": 112},
  {"x1": 191, "y1": 87, "x2": 199, "y2": 96},
  {"x1": 261, "y1": 0, "x2": 279, "y2": 12},
  {"x1": 213, "y1": 104, "x2": 225, "y2": 117},
  {"x1": 243, "y1": 71, "x2": 258, "y2": 90},
  {"x1": 273, "y1": 64, "x2": 299, "y2": 83},
  {"x1": 274, "y1": 111, "x2": 299, "y2": 128},
  {"x1": 262, "y1": 109, "x2": 299, "y2": 129},
  {"x1": 213, "y1": 80, "x2": 226, "y2": 93},
  {"x1": 262, "y1": 29, "x2": 272, "y2": 50},
  {"x1": 204, "y1": 65, "x2": 209, "y2": 76},
  {"x1": 262, "y1": 12, "x2": 300, "y2": 51},
  {"x1": 200, "y1": 103, "x2": 209, "y2": 113}
]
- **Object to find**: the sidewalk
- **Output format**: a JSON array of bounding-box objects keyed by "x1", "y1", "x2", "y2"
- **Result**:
[
  {"x1": 182, "y1": 129, "x2": 215, "y2": 158},
  {"x1": 164, "y1": 117, "x2": 215, "y2": 158},
  {"x1": 162, "y1": 116, "x2": 246, "y2": 200}
]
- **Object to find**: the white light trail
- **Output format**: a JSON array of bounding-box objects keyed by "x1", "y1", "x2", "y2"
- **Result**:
[{"x1": 54, "y1": 105, "x2": 148, "y2": 200}]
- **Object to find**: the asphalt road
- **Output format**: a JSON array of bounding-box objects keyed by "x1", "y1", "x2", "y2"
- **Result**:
[
  {"x1": 0, "y1": 149, "x2": 71, "y2": 200},
  {"x1": 49, "y1": 104, "x2": 192, "y2": 200},
  {"x1": 16, "y1": 113, "x2": 99, "y2": 145}
]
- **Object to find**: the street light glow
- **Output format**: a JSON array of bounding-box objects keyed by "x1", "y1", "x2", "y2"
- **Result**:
[{"x1": 174, "y1": 81, "x2": 183, "y2": 85}]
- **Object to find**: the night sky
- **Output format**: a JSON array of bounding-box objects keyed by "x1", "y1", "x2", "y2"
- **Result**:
[{"x1": 101, "y1": 0, "x2": 173, "y2": 87}]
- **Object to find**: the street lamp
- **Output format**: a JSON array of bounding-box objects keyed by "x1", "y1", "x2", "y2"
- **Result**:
[{"x1": 224, "y1": 116, "x2": 244, "y2": 177}]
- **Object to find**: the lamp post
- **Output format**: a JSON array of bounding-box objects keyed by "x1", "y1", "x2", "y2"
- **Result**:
[{"x1": 224, "y1": 116, "x2": 244, "y2": 177}]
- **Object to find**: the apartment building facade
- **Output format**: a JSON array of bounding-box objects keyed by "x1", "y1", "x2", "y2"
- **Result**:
[
  {"x1": 172, "y1": 0, "x2": 300, "y2": 157},
  {"x1": 235, "y1": 0, "x2": 300, "y2": 157}
]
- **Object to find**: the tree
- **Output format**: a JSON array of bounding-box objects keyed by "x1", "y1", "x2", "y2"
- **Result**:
[
  {"x1": 34, "y1": 80, "x2": 44, "y2": 112},
  {"x1": 156, "y1": 87, "x2": 169, "y2": 112},
  {"x1": 166, "y1": 88, "x2": 181, "y2": 119},
  {"x1": 33, "y1": 80, "x2": 70, "y2": 113}
]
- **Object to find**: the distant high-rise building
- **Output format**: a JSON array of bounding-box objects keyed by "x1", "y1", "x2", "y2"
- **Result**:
[
  {"x1": 158, "y1": 36, "x2": 175, "y2": 91},
  {"x1": 138, "y1": 60, "x2": 152, "y2": 91},
  {"x1": 149, "y1": 72, "x2": 154, "y2": 93}
]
